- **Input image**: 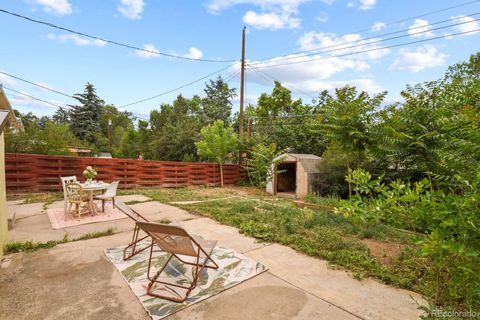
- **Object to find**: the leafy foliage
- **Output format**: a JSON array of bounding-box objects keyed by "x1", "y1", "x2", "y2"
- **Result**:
[
  {"x1": 244, "y1": 142, "x2": 285, "y2": 187},
  {"x1": 68, "y1": 83, "x2": 105, "y2": 144},
  {"x1": 336, "y1": 168, "x2": 480, "y2": 309},
  {"x1": 195, "y1": 120, "x2": 238, "y2": 186}
]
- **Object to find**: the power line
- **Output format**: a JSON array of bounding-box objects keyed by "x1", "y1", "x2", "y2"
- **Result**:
[
  {"x1": 0, "y1": 69, "x2": 150, "y2": 119},
  {"x1": 259, "y1": 0, "x2": 480, "y2": 60},
  {"x1": 119, "y1": 63, "x2": 236, "y2": 108},
  {"x1": 358, "y1": 0, "x2": 480, "y2": 33},
  {"x1": 253, "y1": 28, "x2": 480, "y2": 69},
  {"x1": 253, "y1": 13, "x2": 480, "y2": 63},
  {"x1": 247, "y1": 63, "x2": 316, "y2": 99},
  {"x1": 0, "y1": 70, "x2": 74, "y2": 99},
  {"x1": 0, "y1": 8, "x2": 237, "y2": 64},
  {"x1": 3, "y1": 85, "x2": 66, "y2": 109}
]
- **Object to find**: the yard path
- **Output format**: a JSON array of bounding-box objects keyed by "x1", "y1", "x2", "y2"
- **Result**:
[{"x1": 1, "y1": 196, "x2": 425, "y2": 320}]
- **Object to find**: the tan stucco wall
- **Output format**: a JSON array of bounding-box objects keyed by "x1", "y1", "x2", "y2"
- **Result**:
[
  {"x1": 296, "y1": 162, "x2": 307, "y2": 199},
  {"x1": 0, "y1": 133, "x2": 7, "y2": 258}
]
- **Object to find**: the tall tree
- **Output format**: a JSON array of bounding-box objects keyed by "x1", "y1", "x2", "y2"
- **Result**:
[
  {"x1": 319, "y1": 86, "x2": 386, "y2": 195},
  {"x1": 69, "y1": 83, "x2": 105, "y2": 144},
  {"x1": 201, "y1": 76, "x2": 237, "y2": 126},
  {"x1": 52, "y1": 107, "x2": 71, "y2": 124},
  {"x1": 195, "y1": 120, "x2": 238, "y2": 187},
  {"x1": 149, "y1": 95, "x2": 202, "y2": 161}
]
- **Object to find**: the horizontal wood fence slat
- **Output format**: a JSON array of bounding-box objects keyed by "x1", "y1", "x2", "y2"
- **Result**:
[{"x1": 5, "y1": 153, "x2": 244, "y2": 193}]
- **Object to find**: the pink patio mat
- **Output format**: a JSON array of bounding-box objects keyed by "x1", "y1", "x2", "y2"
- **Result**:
[{"x1": 47, "y1": 202, "x2": 127, "y2": 229}]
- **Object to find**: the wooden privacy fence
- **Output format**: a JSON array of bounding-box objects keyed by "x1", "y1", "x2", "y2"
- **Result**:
[{"x1": 5, "y1": 153, "x2": 244, "y2": 193}]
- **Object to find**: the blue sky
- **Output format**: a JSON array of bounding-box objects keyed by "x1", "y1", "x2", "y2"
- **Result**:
[{"x1": 0, "y1": 0, "x2": 479, "y2": 119}]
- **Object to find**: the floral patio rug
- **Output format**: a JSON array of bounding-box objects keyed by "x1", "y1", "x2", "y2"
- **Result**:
[{"x1": 105, "y1": 240, "x2": 267, "y2": 319}]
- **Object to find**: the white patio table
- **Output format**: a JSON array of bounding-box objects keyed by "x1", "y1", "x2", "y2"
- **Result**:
[{"x1": 80, "y1": 182, "x2": 110, "y2": 215}]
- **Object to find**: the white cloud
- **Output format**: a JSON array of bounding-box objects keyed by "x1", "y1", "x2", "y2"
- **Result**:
[
  {"x1": 451, "y1": 15, "x2": 480, "y2": 35},
  {"x1": 359, "y1": 0, "x2": 376, "y2": 10},
  {"x1": 371, "y1": 21, "x2": 386, "y2": 32},
  {"x1": 34, "y1": 0, "x2": 72, "y2": 15},
  {"x1": 291, "y1": 78, "x2": 384, "y2": 94},
  {"x1": 207, "y1": 0, "x2": 310, "y2": 29},
  {"x1": 389, "y1": 45, "x2": 447, "y2": 73},
  {"x1": 9, "y1": 92, "x2": 62, "y2": 109},
  {"x1": 47, "y1": 33, "x2": 107, "y2": 47},
  {"x1": 243, "y1": 10, "x2": 300, "y2": 30},
  {"x1": 0, "y1": 72, "x2": 18, "y2": 87},
  {"x1": 206, "y1": 0, "x2": 311, "y2": 13},
  {"x1": 135, "y1": 44, "x2": 159, "y2": 59},
  {"x1": 298, "y1": 31, "x2": 390, "y2": 60},
  {"x1": 118, "y1": 0, "x2": 145, "y2": 20},
  {"x1": 184, "y1": 47, "x2": 203, "y2": 59},
  {"x1": 244, "y1": 30, "x2": 392, "y2": 96},
  {"x1": 316, "y1": 12, "x2": 328, "y2": 23},
  {"x1": 33, "y1": 82, "x2": 55, "y2": 93},
  {"x1": 408, "y1": 19, "x2": 433, "y2": 38}
]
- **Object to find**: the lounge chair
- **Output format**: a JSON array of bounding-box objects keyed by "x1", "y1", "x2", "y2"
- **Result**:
[
  {"x1": 115, "y1": 201, "x2": 152, "y2": 260},
  {"x1": 136, "y1": 221, "x2": 219, "y2": 302},
  {"x1": 60, "y1": 176, "x2": 77, "y2": 215},
  {"x1": 94, "y1": 181, "x2": 119, "y2": 212}
]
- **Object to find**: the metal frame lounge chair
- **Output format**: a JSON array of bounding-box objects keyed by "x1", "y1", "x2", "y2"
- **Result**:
[
  {"x1": 115, "y1": 201, "x2": 152, "y2": 260},
  {"x1": 136, "y1": 221, "x2": 219, "y2": 303}
]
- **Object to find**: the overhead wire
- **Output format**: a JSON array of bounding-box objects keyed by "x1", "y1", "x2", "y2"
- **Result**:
[
  {"x1": 260, "y1": 0, "x2": 480, "y2": 59},
  {"x1": 3, "y1": 85, "x2": 66, "y2": 109},
  {"x1": 0, "y1": 8, "x2": 237, "y2": 63},
  {"x1": 252, "y1": 14, "x2": 480, "y2": 64},
  {"x1": 247, "y1": 63, "x2": 316, "y2": 100},
  {"x1": 0, "y1": 70, "x2": 152, "y2": 120},
  {"x1": 253, "y1": 28, "x2": 480, "y2": 69},
  {"x1": 119, "y1": 63, "x2": 236, "y2": 108}
]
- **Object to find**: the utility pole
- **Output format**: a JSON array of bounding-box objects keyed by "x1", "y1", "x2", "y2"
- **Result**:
[
  {"x1": 239, "y1": 26, "x2": 246, "y2": 164},
  {"x1": 108, "y1": 114, "x2": 112, "y2": 153}
]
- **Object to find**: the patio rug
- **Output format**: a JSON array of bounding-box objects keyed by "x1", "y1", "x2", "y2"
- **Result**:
[
  {"x1": 47, "y1": 203, "x2": 127, "y2": 229},
  {"x1": 105, "y1": 240, "x2": 267, "y2": 319}
]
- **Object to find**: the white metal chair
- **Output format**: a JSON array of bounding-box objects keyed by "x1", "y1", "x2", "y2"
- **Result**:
[
  {"x1": 60, "y1": 176, "x2": 77, "y2": 215},
  {"x1": 94, "y1": 181, "x2": 119, "y2": 212}
]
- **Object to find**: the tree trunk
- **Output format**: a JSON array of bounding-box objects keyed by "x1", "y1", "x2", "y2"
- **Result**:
[
  {"x1": 346, "y1": 153, "x2": 352, "y2": 197},
  {"x1": 220, "y1": 163, "x2": 224, "y2": 187}
]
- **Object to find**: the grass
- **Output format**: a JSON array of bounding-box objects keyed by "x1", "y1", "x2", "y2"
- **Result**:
[
  {"x1": 120, "y1": 186, "x2": 272, "y2": 204},
  {"x1": 7, "y1": 192, "x2": 64, "y2": 210},
  {"x1": 4, "y1": 228, "x2": 115, "y2": 254},
  {"x1": 131, "y1": 188, "x2": 433, "y2": 300},
  {"x1": 157, "y1": 218, "x2": 172, "y2": 224}
]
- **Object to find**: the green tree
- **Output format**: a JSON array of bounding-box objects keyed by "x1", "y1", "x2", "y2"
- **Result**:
[
  {"x1": 250, "y1": 82, "x2": 324, "y2": 155},
  {"x1": 319, "y1": 86, "x2": 386, "y2": 195},
  {"x1": 5, "y1": 120, "x2": 81, "y2": 155},
  {"x1": 201, "y1": 76, "x2": 236, "y2": 126},
  {"x1": 245, "y1": 142, "x2": 285, "y2": 187},
  {"x1": 195, "y1": 120, "x2": 238, "y2": 186},
  {"x1": 69, "y1": 83, "x2": 105, "y2": 144},
  {"x1": 52, "y1": 107, "x2": 70, "y2": 124},
  {"x1": 149, "y1": 95, "x2": 202, "y2": 161}
]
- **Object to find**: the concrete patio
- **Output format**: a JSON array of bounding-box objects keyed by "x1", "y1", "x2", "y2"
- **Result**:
[{"x1": 0, "y1": 196, "x2": 425, "y2": 320}]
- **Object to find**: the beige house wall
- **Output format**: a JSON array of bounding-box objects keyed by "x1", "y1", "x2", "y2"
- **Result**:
[{"x1": 0, "y1": 133, "x2": 7, "y2": 258}]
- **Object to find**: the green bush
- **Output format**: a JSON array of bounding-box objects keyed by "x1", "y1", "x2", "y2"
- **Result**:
[{"x1": 335, "y1": 168, "x2": 480, "y2": 309}]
